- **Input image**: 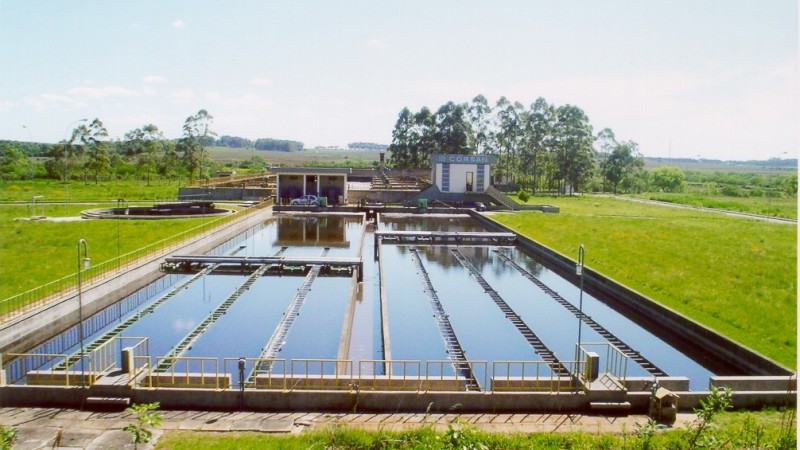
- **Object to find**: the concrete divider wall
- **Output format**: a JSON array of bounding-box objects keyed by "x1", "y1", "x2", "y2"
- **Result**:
[
  {"x1": 1, "y1": 384, "x2": 794, "y2": 412},
  {"x1": 468, "y1": 211, "x2": 794, "y2": 378}
]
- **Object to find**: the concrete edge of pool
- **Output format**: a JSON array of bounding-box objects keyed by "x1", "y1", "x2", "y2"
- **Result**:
[{"x1": 0, "y1": 205, "x2": 795, "y2": 414}]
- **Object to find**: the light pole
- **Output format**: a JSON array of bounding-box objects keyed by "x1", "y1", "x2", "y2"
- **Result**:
[
  {"x1": 77, "y1": 239, "x2": 91, "y2": 386},
  {"x1": 575, "y1": 244, "x2": 585, "y2": 369}
]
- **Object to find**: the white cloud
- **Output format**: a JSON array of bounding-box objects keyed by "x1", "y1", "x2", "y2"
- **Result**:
[
  {"x1": 248, "y1": 77, "x2": 273, "y2": 86},
  {"x1": 67, "y1": 85, "x2": 140, "y2": 99},
  {"x1": 25, "y1": 93, "x2": 84, "y2": 112},
  {"x1": 170, "y1": 89, "x2": 195, "y2": 103},
  {"x1": 368, "y1": 38, "x2": 385, "y2": 48},
  {"x1": 172, "y1": 19, "x2": 185, "y2": 29},
  {"x1": 0, "y1": 101, "x2": 12, "y2": 112},
  {"x1": 142, "y1": 75, "x2": 168, "y2": 84}
]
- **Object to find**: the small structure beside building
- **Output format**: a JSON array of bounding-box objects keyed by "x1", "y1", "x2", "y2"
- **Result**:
[{"x1": 274, "y1": 167, "x2": 351, "y2": 205}]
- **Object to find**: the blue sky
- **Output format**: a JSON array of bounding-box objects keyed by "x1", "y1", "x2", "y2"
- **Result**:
[{"x1": 1, "y1": 1, "x2": 797, "y2": 160}]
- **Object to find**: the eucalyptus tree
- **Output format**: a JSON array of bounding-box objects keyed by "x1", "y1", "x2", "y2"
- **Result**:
[
  {"x1": 178, "y1": 109, "x2": 216, "y2": 183},
  {"x1": 388, "y1": 107, "x2": 415, "y2": 168},
  {"x1": 494, "y1": 97, "x2": 524, "y2": 186},
  {"x1": 433, "y1": 101, "x2": 473, "y2": 155},
  {"x1": 594, "y1": 128, "x2": 616, "y2": 191},
  {"x1": 467, "y1": 95, "x2": 494, "y2": 156},
  {"x1": 520, "y1": 97, "x2": 554, "y2": 193},
  {"x1": 124, "y1": 124, "x2": 165, "y2": 185},
  {"x1": 552, "y1": 105, "x2": 595, "y2": 194},
  {"x1": 412, "y1": 106, "x2": 436, "y2": 168},
  {"x1": 72, "y1": 118, "x2": 110, "y2": 184}
]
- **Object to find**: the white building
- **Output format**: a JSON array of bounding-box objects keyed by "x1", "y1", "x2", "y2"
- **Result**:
[{"x1": 429, "y1": 154, "x2": 497, "y2": 193}]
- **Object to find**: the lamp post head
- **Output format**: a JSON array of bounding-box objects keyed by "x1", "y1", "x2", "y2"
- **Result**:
[{"x1": 82, "y1": 257, "x2": 91, "y2": 270}]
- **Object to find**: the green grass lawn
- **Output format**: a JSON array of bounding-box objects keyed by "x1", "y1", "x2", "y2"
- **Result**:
[
  {"x1": 495, "y1": 195, "x2": 797, "y2": 368},
  {"x1": 154, "y1": 410, "x2": 796, "y2": 449},
  {"x1": 632, "y1": 192, "x2": 798, "y2": 220},
  {"x1": 0, "y1": 203, "x2": 210, "y2": 300},
  {"x1": 0, "y1": 178, "x2": 183, "y2": 203}
]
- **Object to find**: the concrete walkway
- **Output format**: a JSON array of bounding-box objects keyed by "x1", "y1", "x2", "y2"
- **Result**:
[{"x1": 0, "y1": 407, "x2": 697, "y2": 449}]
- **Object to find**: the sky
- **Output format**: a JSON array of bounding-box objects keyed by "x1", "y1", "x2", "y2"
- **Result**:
[{"x1": 0, "y1": 1, "x2": 797, "y2": 161}]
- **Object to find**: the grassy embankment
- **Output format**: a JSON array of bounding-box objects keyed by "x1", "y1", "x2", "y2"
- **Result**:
[
  {"x1": 0, "y1": 179, "x2": 226, "y2": 302},
  {"x1": 154, "y1": 409, "x2": 795, "y2": 449},
  {"x1": 495, "y1": 195, "x2": 796, "y2": 368}
]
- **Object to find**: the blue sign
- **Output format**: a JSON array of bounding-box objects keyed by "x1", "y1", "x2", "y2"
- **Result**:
[{"x1": 430, "y1": 154, "x2": 497, "y2": 165}]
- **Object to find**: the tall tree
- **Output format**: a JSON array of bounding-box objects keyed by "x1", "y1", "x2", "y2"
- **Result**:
[
  {"x1": 388, "y1": 107, "x2": 415, "y2": 168},
  {"x1": 520, "y1": 97, "x2": 553, "y2": 193},
  {"x1": 553, "y1": 105, "x2": 595, "y2": 194},
  {"x1": 595, "y1": 128, "x2": 616, "y2": 192},
  {"x1": 178, "y1": 109, "x2": 215, "y2": 183},
  {"x1": 73, "y1": 118, "x2": 109, "y2": 184},
  {"x1": 603, "y1": 140, "x2": 643, "y2": 194},
  {"x1": 433, "y1": 101, "x2": 473, "y2": 155},
  {"x1": 467, "y1": 95, "x2": 493, "y2": 156},
  {"x1": 411, "y1": 106, "x2": 435, "y2": 168},
  {"x1": 495, "y1": 97, "x2": 524, "y2": 186},
  {"x1": 124, "y1": 124, "x2": 165, "y2": 185}
]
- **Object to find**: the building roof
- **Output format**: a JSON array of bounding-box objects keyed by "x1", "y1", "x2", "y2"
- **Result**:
[
  {"x1": 429, "y1": 154, "x2": 497, "y2": 165},
  {"x1": 270, "y1": 167, "x2": 352, "y2": 175}
]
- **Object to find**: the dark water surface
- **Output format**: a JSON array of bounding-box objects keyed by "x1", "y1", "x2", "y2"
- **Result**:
[{"x1": 15, "y1": 212, "x2": 714, "y2": 389}]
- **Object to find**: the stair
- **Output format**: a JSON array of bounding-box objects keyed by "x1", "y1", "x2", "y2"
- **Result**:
[{"x1": 485, "y1": 186, "x2": 519, "y2": 210}]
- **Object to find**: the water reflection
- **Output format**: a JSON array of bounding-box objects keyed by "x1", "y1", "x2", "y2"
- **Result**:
[{"x1": 274, "y1": 214, "x2": 359, "y2": 248}]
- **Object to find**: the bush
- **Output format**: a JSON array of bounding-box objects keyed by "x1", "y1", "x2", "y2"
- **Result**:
[{"x1": 516, "y1": 188, "x2": 530, "y2": 203}]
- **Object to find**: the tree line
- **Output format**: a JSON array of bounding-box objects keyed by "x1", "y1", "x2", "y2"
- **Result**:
[
  {"x1": 0, "y1": 111, "x2": 311, "y2": 184},
  {"x1": 388, "y1": 95, "x2": 650, "y2": 194},
  {"x1": 0, "y1": 110, "x2": 221, "y2": 184}
]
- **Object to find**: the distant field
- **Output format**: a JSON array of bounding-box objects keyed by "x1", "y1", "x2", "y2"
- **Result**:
[
  {"x1": 631, "y1": 192, "x2": 797, "y2": 219},
  {"x1": 643, "y1": 157, "x2": 796, "y2": 174},
  {"x1": 209, "y1": 146, "x2": 382, "y2": 166},
  {"x1": 495, "y1": 195, "x2": 797, "y2": 367}
]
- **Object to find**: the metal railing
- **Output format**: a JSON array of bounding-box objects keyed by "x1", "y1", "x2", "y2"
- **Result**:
[
  {"x1": 4, "y1": 352, "x2": 599, "y2": 394},
  {"x1": 3, "y1": 336, "x2": 149, "y2": 387},
  {"x1": 357, "y1": 360, "x2": 422, "y2": 391},
  {"x1": 576, "y1": 342, "x2": 629, "y2": 389},
  {"x1": 0, "y1": 200, "x2": 272, "y2": 322},
  {"x1": 148, "y1": 356, "x2": 226, "y2": 389},
  {"x1": 491, "y1": 360, "x2": 580, "y2": 392}
]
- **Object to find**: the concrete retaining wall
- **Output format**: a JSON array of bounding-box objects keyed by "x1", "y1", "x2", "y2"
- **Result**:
[
  {"x1": 178, "y1": 186, "x2": 272, "y2": 202},
  {"x1": 1, "y1": 384, "x2": 794, "y2": 412}
]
